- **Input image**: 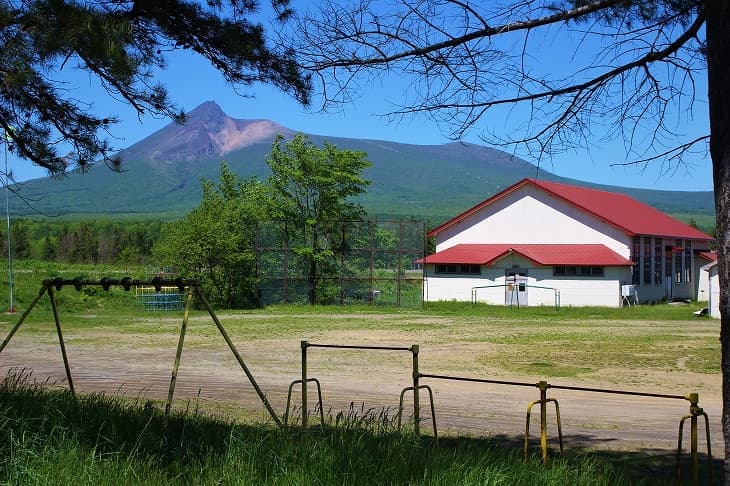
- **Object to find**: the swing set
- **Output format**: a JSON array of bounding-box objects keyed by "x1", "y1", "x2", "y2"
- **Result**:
[{"x1": 0, "y1": 277, "x2": 282, "y2": 426}]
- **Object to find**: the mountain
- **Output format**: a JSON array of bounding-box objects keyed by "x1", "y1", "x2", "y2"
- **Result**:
[
  {"x1": 6, "y1": 101, "x2": 715, "y2": 224},
  {"x1": 119, "y1": 101, "x2": 293, "y2": 165}
]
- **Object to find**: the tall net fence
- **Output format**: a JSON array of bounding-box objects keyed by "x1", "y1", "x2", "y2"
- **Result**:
[{"x1": 255, "y1": 220, "x2": 426, "y2": 307}]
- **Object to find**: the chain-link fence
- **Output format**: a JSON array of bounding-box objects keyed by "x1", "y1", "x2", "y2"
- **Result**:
[{"x1": 255, "y1": 220, "x2": 425, "y2": 307}]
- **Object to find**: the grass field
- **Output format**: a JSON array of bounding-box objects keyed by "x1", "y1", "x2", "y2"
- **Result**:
[{"x1": 0, "y1": 261, "x2": 723, "y2": 483}]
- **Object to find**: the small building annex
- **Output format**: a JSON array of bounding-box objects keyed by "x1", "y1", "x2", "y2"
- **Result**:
[{"x1": 421, "y1": 178, "x2": 713, "y2": 307}]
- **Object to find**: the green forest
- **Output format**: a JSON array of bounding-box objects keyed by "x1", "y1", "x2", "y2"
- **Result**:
[{"x1": 0, "y1": 219, "x2": 162, "y2": 265}]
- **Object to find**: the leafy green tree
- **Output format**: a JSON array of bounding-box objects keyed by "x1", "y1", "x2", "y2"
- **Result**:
[
  {"x1": 41, "y1": 235, "x2": 56, "y2": 261},
  {"x1": 0, "y1": 0, "x2": 311, "y2": 175},
  {"x1": 154, "y1": 162, "x2": 266, "y2": 308},
  {"x1": 71, "y1": 223, "x2": 98, "y2": 263},
  {"x1": 11, "y1": 222, "x2": 31, "y2": 259},
  {"x1": 266, "y1": 134, "x2": 371, "y2": 304},
  {"x1": 117, "y1": 246, "x2": 141, "y2": 272}
]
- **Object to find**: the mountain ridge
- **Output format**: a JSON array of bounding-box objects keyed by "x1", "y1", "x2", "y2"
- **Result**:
[
  {"x1": 117, "y1": 101, "x2": 293, "y2": 165},
  {"x1": 7, "y1": 101, "x2": 715, "y2": 223}
]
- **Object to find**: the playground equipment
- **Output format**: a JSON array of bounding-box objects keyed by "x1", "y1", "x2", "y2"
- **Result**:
[
  {"x1": 418, "y1": 372, "x2": 712, "y2": 483},
  {"x1": 285, "y1": 338, "x2": 712, "y2": 484},
  {"x1": 285, "y1": 341, "x2": 437, "y2": 436},
  {"x1": 471, "y1": 283, "x2": 561, "y2": 308},
  {"x1": 0, "y1": 277, "x2": 282, "y2": 426},
  {"x1": 135, "y1": 285, "x2": 185, "y2": 311},
  {"x1": 0, "y1": 280, "x2": 714, "y2": 484}
]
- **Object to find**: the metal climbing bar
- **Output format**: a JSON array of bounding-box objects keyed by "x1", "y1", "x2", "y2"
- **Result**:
[
  {"x1": 299, "y1": 341, "x2": 420, "y2": 432},
  {"x1": 419, "y1": 372, "x2": 711, "y2": 482}
]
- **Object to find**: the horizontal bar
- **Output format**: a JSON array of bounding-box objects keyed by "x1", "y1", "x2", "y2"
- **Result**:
[
  {"x1": 471, "y1": 284, "x2": 558, "y2": 291},
  {"x1": 548, "y1": 383, "x2": 687, "y2": 401},
  {"x1": 420, "y1": 373, "x2": 536, "y2": 388},
  {"x1": 306, "y1": 343, "x2": 414, "y2": 352},
  {"x1": 420, "y1": 373, "x2": 688, "y2": 401},
  {"x1": 41, "y1": 277, "x2": 200, "y2": 289}
]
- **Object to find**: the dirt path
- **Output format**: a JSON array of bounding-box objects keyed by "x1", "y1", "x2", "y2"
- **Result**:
[{"x1": 0, "y1": 331, "x2": 722, "y2": 458}]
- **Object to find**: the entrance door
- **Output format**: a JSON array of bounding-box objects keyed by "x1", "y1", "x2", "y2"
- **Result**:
[{"x1": 505, "y1": 270, "x2": 528, "y2": 307}]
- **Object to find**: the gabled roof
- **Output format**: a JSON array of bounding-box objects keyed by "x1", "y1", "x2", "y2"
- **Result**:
[
  {"x1": 428, "y1": 178, "x2": 713, "y2": 241},
  {"x1": 420, "y1": 244, "x2": 634, "y2": 266}
]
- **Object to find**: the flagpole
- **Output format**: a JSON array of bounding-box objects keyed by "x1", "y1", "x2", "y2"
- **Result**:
[{"x1": 4, "y1": 135, "x2": 13, "y2": 314}]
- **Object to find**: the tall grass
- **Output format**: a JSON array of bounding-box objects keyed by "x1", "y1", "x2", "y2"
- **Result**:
[{"x1": 0, "y1": 371, "x2": 637, "y2": 485}]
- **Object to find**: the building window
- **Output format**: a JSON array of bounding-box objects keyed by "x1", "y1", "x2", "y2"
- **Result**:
[
  {"x1": 684, "y1": 240, "x2": 692, "y2": 283},
  {"x1": 654, "y1": 238, "x2": 662, "y2": 285},
  {"x1": 675, "y1": 239, "x2": 683, "y2": 284},
  {"x1": 665, "y1": 244, "x2": 672, "y2": 278},
  {"x1": 643, "y1": 237, "x2": 652, "y2": 284},
  {"x1": 631, "y1": 236, "x2": 640, "y2": 284},
  {"x1": 435, "y1": 264, "x2": 481, "y2": 275},
  {"x1": 553, "y1": 266, "x2": 604, "y2": 277}
]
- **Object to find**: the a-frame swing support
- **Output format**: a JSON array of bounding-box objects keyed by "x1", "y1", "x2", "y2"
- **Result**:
[{"x1": 0, "y1": 277, "x2": 282, "y2": 427}]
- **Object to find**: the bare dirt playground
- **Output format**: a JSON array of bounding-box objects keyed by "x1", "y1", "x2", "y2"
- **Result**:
[{"x1": 0, "y1": 310, "x2": 722, "y2": 466}]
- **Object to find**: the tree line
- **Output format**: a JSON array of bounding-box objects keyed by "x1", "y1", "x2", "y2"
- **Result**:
[
  {"x1": 0, "y1": 219, "x2": 163, "y2": 265},
  {"x1": 0, "y1": 134, "x2": 398, "y2": 311}
]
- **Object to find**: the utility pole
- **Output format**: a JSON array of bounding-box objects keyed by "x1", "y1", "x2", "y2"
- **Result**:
[{"x1": 4, "y1": 133, "x2": 14, "y2": 314}]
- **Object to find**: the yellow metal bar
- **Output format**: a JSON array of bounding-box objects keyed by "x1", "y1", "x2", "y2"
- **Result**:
[
  {"x1": 539, "y1": 381, "x2": 548, "y2": 465},
  {"x1": 301, "y1": 340, "x2": 308, "y2": 429},
  {"x1": 524, "y1": 400, "x2": 536, "y2": 461},
  {"x1": 423, "y1": 384, "x2": 438, "y2": 440},
  {"x1": 676, "y1": 393, "x2": 712, "y2": 485},
  {"x1": 48, "y1": 286, "x2": 75, "y2": 396},
  {"x1": 398, "y1": 385, "x2": 437, "y2": 437},
  {"x1": 704, "y1": 411, "x2": 713, "y2": 482},
  {"x1": 550, "y1": 398, "x2": 564, "y2": 455},
  {"x1": 285, "y1": 377, "x2": 324, "y2": 427},
  {"x1": 412, "y1": 344, "x2": 420, "y2": 436},
  {"x1": 523, "y1": 382, "x2": 561, "y2": 463},
  {"x1": 398, "y1": 386, "x2": 410, "y2": 430},
  {"x1": 195, "y1": 286, "x2": 282, "y2": 428},
  {"x1": 677, "y1": 415, "x2": 685, "y2": 480},
  {"x1": 691, "y1": 413, "x2": 698, "y2": 484},
  {"x1": 164, "y1": 287, "x2": 193, "y2": 416}
]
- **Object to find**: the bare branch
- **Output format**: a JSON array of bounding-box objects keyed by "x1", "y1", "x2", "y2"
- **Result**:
[{"x1": 290, "y1": 0, "x2": 706, "y2": 177}]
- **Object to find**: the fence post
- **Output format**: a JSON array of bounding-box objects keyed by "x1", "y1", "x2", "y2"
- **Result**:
[
  {"x1": 412, "y1": 344, "x2": 420, "y2": 435},
  {"x1": 302, "y1": 340, "x2": 308, "y2": 429}
]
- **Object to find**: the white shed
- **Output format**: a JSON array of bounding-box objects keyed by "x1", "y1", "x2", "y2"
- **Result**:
[{"x1": 701, "y1": 260, "x2": 720, "y2": 318}]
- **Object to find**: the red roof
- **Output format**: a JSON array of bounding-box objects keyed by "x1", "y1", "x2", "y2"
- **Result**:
[
  {"x1": 697, "y1": 250, "x2": 718, "y2": 262},
  {"x1": 420, "y1": 244, "x2": 634, "y2": 266},
  {"x1": 428, "y1": 178, "x2": 713, "y2": 241}
]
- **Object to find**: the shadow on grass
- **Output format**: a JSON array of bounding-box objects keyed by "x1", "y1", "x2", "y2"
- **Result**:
[
  {"x1": 472, "y1": 431, "x2": 721, "y2": 485},
  {"x1": 0, "y1": 372, "x2": 721, "y2": 485}
]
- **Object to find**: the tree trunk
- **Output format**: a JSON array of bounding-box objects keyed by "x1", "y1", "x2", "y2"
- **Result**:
[
  {"x1": 706, "y1": 0, "x2": 730, "y2": 482},
  {"x1": 309, "y1": 225, "x2": 318, "y2": 305}
]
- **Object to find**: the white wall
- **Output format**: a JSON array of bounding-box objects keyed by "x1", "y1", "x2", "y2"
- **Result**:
[
  {"x1": 434, "y1": 185, "x2": 631, "y2": 257},
  {"x1": 709, "y1": 263, "x2": 720, "y2": 318},
  {"x1": 697, "y1": 260, "x2": 712, "y2": 302},
  {"x1": 424, "y1": 262, "x2": 627, "y2": 307},
  {"x1": 529, "y1": 266, "x2": 625, "y2": 307}
]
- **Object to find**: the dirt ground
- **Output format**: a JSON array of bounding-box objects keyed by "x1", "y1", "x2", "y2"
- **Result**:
[{"x1": 0, "y1": 312, "x2": 722, "y2": 462}]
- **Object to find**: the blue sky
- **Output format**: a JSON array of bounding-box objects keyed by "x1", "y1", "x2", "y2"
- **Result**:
[{"x1": 6, "y1": 15, "x2": 714, "y2": 193}]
